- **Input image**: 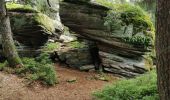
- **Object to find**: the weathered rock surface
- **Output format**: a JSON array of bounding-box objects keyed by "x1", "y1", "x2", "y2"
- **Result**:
[
  {"x1": 37, "y1": 0, "x2": 64, "y2": 32},
  {"x1": 0, "y1": 0, "x2": 153, "y2": 77},
  {"x1": 100, "y1": 51, "x2": 147, "y2": 78},
  {"x1": 0, "y1": 1, "x2": 63, "y2": 57},
  {"x1": 54, "y1": 41, "x2": 94, "y2": 69},
  {"x1": 60, "y1": 0, "x2": 153, "y2": 77},
  {"x1": 9, "y1": 13, "x2": 49, "y2": 47},
  {"x1": 60, "y1": 0, "x2": 109, "y2": 38}
]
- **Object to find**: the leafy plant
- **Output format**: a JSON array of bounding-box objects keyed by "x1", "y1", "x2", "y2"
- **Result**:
[
  {"x1": 122, "y1": 36, "x2": 152, "y2": 48},
  {"x1": 96, "y1": 1, "x2": 154, "y2": 39},
  {"x1": 94, "y1": 70, "x2": 158, "y2": 100},
  {"x1": 111, "y1": 4, "x2": 153, "y2": 35},
  {"x1": 104, "y1": 11, "x2": 122, "y2": 33}
]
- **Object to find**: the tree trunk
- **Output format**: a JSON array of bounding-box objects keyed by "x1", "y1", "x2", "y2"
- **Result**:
[
  {"x1": 156, "y1": 0, "x2": 170, "y2": 99},
  {"x1": 0, "y1": 0, "x2": 23, "y2": 67}
]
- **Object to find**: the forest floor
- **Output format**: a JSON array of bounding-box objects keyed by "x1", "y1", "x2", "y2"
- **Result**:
[{"x1": 0, "y1": 63, "x2": 119, "y2": 100}]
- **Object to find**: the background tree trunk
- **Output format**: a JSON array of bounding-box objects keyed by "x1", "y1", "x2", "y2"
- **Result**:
[
  {"x1": 156, "y1": 0, "x2": 170, "y2": 99},
  {"x1": 0, "y1": 0, "x2": 23, "y2": 67}
]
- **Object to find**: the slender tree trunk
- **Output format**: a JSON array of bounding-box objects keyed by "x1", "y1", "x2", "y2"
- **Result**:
[
  {"x1": 156, "y1": 0, "x2": 170, "y2": 99},
  {"x1": 0, "y1": 0, "x2": 23, "y2": 67}
]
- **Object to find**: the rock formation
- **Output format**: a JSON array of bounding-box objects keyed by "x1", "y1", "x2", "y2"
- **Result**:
[
  {"x1": 59, "y1": 0, "x2": 154, "y2": 77},
  {"x1": 0, "y1": 0, "x2": 154, "y2": 77},
  {"x1": 0, "y1": 1, "x2": 64, "y2": 57}
]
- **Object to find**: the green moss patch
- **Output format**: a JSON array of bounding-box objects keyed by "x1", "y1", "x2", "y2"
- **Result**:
[
  {"x1": 7, "y1": 3, "x2": 55, "y2": 34},
  {"x1": 6, "y1": 3, "x2": 38, "y2": 13},
  {"x1": 115, "y1": 4, "x2": 154, "y2": 35},
  {"x1": 96, "y1": 1, "x2": 155, "y2": 47},
  {"x1": 105, "y1": 4, "x2": 154, "y2": 36},
  {"x1": 43, "y1": 42, "x2": 60, "y2": 52},
  {"x1": 9, "y1": 12, "x2": 55, "y2": 35},
  {"x1": 69, "y1": 41, "x2": 87, "y2": 49},
  {"x1": 34, "y1": 13, "x2": 55, "y2": 34}
]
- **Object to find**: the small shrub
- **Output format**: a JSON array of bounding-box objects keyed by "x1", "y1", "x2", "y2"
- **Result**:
[
  {"x1": 16, "y1": 53, "x2": 57, "y2": 85},
  {"x1": 93, "y1": 70, "x2": 158, "y2": 100},
  {"x1": 37, "y1": 64, "x2": 57, "y2": 85},
  {"x1": 26, "y1": 63, "x2": 57, "y2": 85},
  {"x1": 35, "y1": 53, "x2": 52, "y2": 64}
]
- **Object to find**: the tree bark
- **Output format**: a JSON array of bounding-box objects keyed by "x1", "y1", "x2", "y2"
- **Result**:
[
  {"x1": 156, "y1": 0, "x2": 170, "y2": 99},
  {"x1": 0, "y1": 0, "x2": 23, "y2": 67}
]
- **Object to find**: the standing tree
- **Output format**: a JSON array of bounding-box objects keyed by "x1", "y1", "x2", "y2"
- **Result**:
[
  {"x1": 156, "y1": 0, "x2": 170, "y2": 99},
  {"x1": 0, "y1": 0, "x2": 23, "y2": 67}
]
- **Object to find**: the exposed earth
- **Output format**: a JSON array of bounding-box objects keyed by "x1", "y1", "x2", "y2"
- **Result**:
[{"x1": 0, "y1": 63, "x2": 119, "y2": 100}]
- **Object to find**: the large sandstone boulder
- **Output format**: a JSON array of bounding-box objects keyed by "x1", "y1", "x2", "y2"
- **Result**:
[
  {"x1": 60, "y1": 0, "x2": 154, "y2": 77},
  {"x1": 0, "y1": 2, "x2": 64, "y2": 57},
  {"x1": 60, "y1": 0, "x2": 109, "y2": 37}
]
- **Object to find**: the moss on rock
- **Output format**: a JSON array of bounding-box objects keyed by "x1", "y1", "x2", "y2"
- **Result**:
[
  {"x1": 95, "y1": 1, "x2": 155, "y2": 47},
  {"x1": 7, "y1": 3, "x2": 56, "y2": 35},
  {"x1": 9, "y1": 12, "x2": 55, "y2": 35},
  {"x1": 6, "y1": 3, "x2": 37, "y2": 13},
  {"x1": 69, "y1": 41, "x2": 87, "y2": 49},
  {"x1": 34, "y1": 13, "x2": 56, "y2": 34},
  {"x1": 43, "y1": 42, "x2": 60, "y2": 52}
]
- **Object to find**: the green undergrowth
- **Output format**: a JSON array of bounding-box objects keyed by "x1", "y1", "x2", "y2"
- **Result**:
[
  {"x1": 0, "y1": 53, "x2": 57, "y2": 86},
  {"x1": 0, "y1": 61, "x2": 8, "y2": 71},
  {"x1": 6, "y1": 3, "x2": 37, "y2": 13},
  {"x1": 96, "y1": 0, "x2": 154, "y2": 32},
  {"x1": 43, "y1": 42, "x2": 60, "y2": 52},
  {"x1": 69, "y1": 41, "x2": 86, "y2": 49},
  {"x1": 93, "y1": 70, "x2": 158, "y2": 100},
  {"x1": 96, "y1": 0, "x2": 155, "y2": 47}
]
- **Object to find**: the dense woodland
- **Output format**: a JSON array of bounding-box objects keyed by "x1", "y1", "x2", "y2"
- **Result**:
[{"x1": 0, "y1": 0, "x2": 169, "y2": 100}]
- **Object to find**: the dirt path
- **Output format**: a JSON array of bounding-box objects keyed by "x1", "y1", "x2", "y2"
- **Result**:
[{"x1": 0, "y1": 63, "x2": 118, "y2": 100}]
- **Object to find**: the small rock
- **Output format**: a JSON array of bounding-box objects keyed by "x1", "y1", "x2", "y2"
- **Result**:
[
  {"x1": 79, "y1": 65, "x2": 95, "y2": 71},
  {"x1": 94, "y1": 74, "x2": 109, "y2": 81},
  {"x1": 66, "y1": 77, "x2": 77, "y2": 83}
]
